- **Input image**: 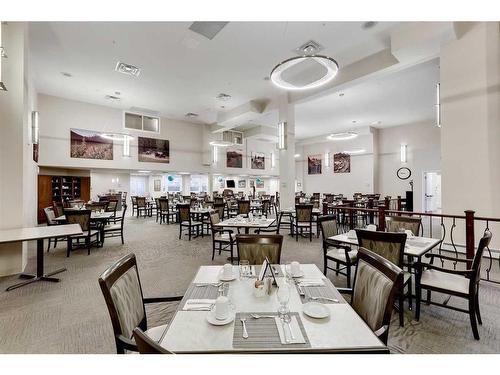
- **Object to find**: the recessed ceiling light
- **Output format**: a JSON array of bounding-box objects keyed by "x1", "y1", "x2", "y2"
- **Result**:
[
  {"x1": 216, "y1": 93, "x2": 232, "y2": 101},
  {"x1": 352, "y1": 120, "x2": 357, "y2": 124},
  {"x1": 114, "y1": 91, "x2": 121, "y2": 96},
  {"x1": 294, "y1": 154, "x2": 301, "y2": 158},
  {"x1": 339, "y1": 93, "x2": 344, "y2": 97},
  {"x1": 115, "y1": 61, "x2": 141, "y2": 77},
  {"x1": 138, "y1": 170, "x2": 151, "y2": 173},
  {"x1": 105, "y1": 95, "x2": 121, "y2": 101},
  {"x1": 185, "y1": 112, "x2": 199, "y2": 118},
  {"x1": 327, "y1": 132, "x2": 358, "y2": 141},
  {"x1": 61, "y1": 72, "x2": 73, "y2": 78},
  {"x1": 371, "y1": 121, "x2": 382, "y2": 125}
]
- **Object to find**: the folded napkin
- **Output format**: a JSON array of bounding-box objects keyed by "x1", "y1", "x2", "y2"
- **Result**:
[
  {"x1": 298, "y1": 279, "x2": 325, "y2": 287},
  {"x1": 183, "y1": 299, "x2": 215, "y2": 311},
  {"x1": 274, "y1": 316, "x2": 306, "y2": 344}
]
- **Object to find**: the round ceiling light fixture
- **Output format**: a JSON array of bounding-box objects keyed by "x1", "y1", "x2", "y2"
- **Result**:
[
  {"x1": 209, "y1": 140, "x2": 233, "y2": 147},
  {"x1": 327, "y1": 132, "x2": 358, "y2": 141}
]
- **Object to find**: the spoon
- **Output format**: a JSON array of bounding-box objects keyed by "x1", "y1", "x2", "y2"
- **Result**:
[
  {"x1": 251, "y1": 314, "x2": 275, "y2": 319},
  {"x1": 241, "y1": 318, "x2": 249, "y2": 339}
]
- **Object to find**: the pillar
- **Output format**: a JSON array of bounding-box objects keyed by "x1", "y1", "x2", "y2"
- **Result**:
[{"x1": 278, "y1": 95, "x2": 296, "y2": 209}]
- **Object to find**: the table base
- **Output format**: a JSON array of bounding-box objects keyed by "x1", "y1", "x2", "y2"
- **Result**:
[{"x1": 6, "y1": 267, "x2": 67, "y2": 291}]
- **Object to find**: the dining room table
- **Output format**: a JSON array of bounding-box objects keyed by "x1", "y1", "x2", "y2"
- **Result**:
[
  {"x1": 213, "y1": 217, "x2": 276, "y2": 234},
  {"x1": 156, "y1": 264, "x2": 389, "y2": 353}
]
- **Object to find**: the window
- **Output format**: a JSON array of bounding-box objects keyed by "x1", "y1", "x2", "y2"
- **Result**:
[
  {"x1": 190, "y1": 175, "x2": 208, "y2": 193},
  {"x1": 164, "y1": 175, "x2": 182, "y2": 192},
  {"x1": 130, "y1": 176, "x2": 148, "y2": 197},
  {"x1": 124, "y1": 112, "x2": 160, "y2": 133}
]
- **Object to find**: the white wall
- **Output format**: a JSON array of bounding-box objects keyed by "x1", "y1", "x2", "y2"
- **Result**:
[
  {"x1": 90, "y1": 171, "x2": 131, "y2": 202},
  {"x1": 38, "y1": 94, "x2": 206, "y2": 173},
  {"x1": 377, "y1": 122, "x2": 441, "y2": 212}
]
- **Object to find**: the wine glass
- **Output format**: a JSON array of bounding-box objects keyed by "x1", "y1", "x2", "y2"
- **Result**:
[
  {"x1": 239, "y1": 260, "x2": 250, "y2": 278},
  {"x1": 277, "y1": 282, "x2": 291, "y2": 319}
]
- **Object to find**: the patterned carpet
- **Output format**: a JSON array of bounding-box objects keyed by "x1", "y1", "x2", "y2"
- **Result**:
[{"x1": 0, "y1": 214, "x2": 499, "y2": 353}]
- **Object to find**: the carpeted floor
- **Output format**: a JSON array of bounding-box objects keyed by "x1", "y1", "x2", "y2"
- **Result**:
[{"x1": 0, "y1": 214, "x2": 499, "y2": 354}]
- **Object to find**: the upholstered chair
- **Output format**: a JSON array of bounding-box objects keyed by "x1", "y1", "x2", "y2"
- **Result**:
[
  {"x1": 236, "y1": 234, "x2": 283, "y2": 265},
  {"x1": 133, "y1": 327, "x2": 171, "y2": 354},
  {"x1": 209, "y1": 213, "x2": 235, "y2": 261},
  {"x1": 99, "y1": 253, "x2": 182, "y2": 354},
  {"x1": 292, "y1": 204, "x2": 313, "y2": 242},
  {"x1": 237, "y1": 200, "x2": 251, "y2": 217},
  {"x1": 177, "y1": 203, "x2": 203, "y2": 240},
  {"x1": 318, "y1": 215, "x2": 357, "y2": 287},
  {"x1": 104, "y1": 204, "x2": 128, "y2": 244},
  {"x1": 65, "y1": 209, "x2": 100, "y2": 257},
  {"x1": 386, "y1": 216, "x2": 422, "y2": 236}
]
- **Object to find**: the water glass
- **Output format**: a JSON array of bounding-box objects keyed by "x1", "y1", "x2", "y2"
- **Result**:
[
  {"x1": 239, "y1": 260, "x2": 251, "y2": 278},
  {"x1": 277, "y1": 282, "x2": 291, "y2": 319}
]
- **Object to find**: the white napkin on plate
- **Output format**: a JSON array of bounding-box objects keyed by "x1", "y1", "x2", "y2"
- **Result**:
[{"x1": 274, "y1": 316, "x2": 306, "y2": 344}]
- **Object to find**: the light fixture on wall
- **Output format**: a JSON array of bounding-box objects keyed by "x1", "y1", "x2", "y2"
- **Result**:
[
  {"x1": 31, "y1": 111, "x2": 39, "y2": 144},
  {"x1": 270, "y1": 40, "x2": 339, "y2": 91},
  {"x1": 435, "y1": 83, "x2": 441, "y2": 128},
  {"x1": 327, "y1": 132, "x2": 358, "y2": 141},
  {"x1": 277, "y1": 122, "x2": 287, "y2": 150},
  {"x1": 0, "y1": 22, "x2": 7, "y2": 91},
  {"x1": 100, "y1": 133, "x2": 134, "y2": 141},
  {"x1": 123, "y1": 135, "x2": 132, "y2": 157},
  {"x1": 324, "y1": 152, "x2": 330, "y2": 167},
  {"x1": 294, "y1": 153, "x2": 301, "y2": 158},
  {"x1": 212, "y1": 145, "x2": 218, "y2": 165},
  {"x1": 271, "y1": 152, "x2": 275, "y2": 168},
  {"x1": 343, "y1": 149, "x2": 365, "y2": 155},
  {"x1": 400, "y1": 144, "x2": 407, "y2": 163}
]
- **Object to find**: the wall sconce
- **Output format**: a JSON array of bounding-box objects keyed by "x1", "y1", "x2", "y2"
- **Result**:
[
  {"x1": 212, "y1": 145, "x2": 218, "y2": 164},
  {"x1": 31, "y1": 111, "x2": 39, "y2": 144},
  {"x1": 400, "y1": 144, "x2": 407, "y2": 163},
  {"x1": 436, "y1": 83, "x2": 441, "y2": 128},
  {"x1": 123, "y1": 135, "x2": 132, "y2": 157},
  {"x1": 277, "y1": 122, "x2": 287, "y2": 150},
  {"x1": 324, "y1": 152, "x2": 330, "y2": 168},
  {"x1": 271, "y1": 152, "x2": 275, "y2": 168},
  {"x1": 0, "y1": 23, "x2": 7, "y2": 91}
]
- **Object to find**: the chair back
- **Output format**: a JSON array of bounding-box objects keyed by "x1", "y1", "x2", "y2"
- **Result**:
[
  {"x1": 261, "y1": 200, "x2": 270, "y2": 215},
  {"x1": 159, "y1": 198, "x2": 169, "y2": 211},
  {"x1": 351, "y1": 247, "x2": 404, "y2": 345},
  {"x1": 52, "y1": 201, "x2": 64, "y2": 217},
  {"x1": 136, "y1": 197, "x2": 146, "y2": 208},
  {"x1": 295, "y1": 204, "x2": 313, "y2": 223},
  {"x1": 236, "y1": 234, "x2": 283, "y2": 264},
  {"x1": 107, "y1": 200, "x2": 118, "y2": 213},
  {"x1": 177, "y1": 203, "x2": 191, "y2": 222},
  {"x1": 131, "y1": 196, "x2": 137, "y2": 205},
  {"x1": 119, "y1": 204, "x2": 128, "y2": 229},
  {"x1": 98, "y1": 254, "x2": 147, "y2": 353},
  {"x1": 209, "y1": 212, "x2": 221, "y2": 232},
  {"x1": 88, "y1": 202, "x2": 109, "y2": 212},
  {"x1": 132, "y1": 328, "x2": 170, "y2": 354},
  {"x1": 312, "y1": 200, "x2": 320, "y2": 209},
  {"x1": 318, "y1": 215, "x2": 339, "y2": 241},
  {"x1": 386, "y1": 216, "x2": 422, "y2": 236},
  {"x1": 237, "y1": 200, "x2": 250, "y2": 215},
  {"x1": 214, "y1": 197, "x2": 224, "y2": 205},
  {"x1": 471, "y1": 231, "x2": 492, "y2": 286},
  {"x1": 324, "y1": 194, "x2": 334, "y2": 203},
  {"x1": 213, "y1": 203, "x2": 225, "y2": 220},
  {"x1": 64, "y1": 209, "x2": 91, "y2": 232},
  {"x1": 356, "y1": 229, "x2": 406, "y2": 267},
  {"x1": 44, "y1": 207, "x2": 57, "y2": 225}
]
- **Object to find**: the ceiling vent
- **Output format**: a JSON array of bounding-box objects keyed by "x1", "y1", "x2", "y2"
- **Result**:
[
  {"x1": 294, "y1": 40, "x2": 324, "y2": 55},
  {"x1": 105, "y1": 95, "x2": 121, "y2": 101},
  {"x1": 216, "y1": 93, "x2": 232, "y2": 101},
  {"x1": 115, "y1": 61, "x2": 141, "y2": 77},
  {"x1": 185, "y1": 112, "x2": 199, "y2": 118},
  {"x1": 189, "y1": 22, "x2": 229, "y2": 40}
]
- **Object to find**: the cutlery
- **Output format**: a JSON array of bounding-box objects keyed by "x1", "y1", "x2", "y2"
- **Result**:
[
  {"x1": 251, "y1": 314, "x2": 275, "y2": 319},
  {"x1": 241, "y1": 318, "x2": 249, "y2": 339},
  {"x1": 280, "y1": 318, "x2": 290, "y2": 343},
  {"x1": 309, "y1": 296, "x2": 339, "y2": 303},
  {"x1": 196, "y1": 282, "x2": 223, "y2": 287},
  {"x1": 286, "y1": 320, "x2": 295, "y2": 340},
  {"x1": 185, "y1": 306, "x2": 212, "y2": 311}
]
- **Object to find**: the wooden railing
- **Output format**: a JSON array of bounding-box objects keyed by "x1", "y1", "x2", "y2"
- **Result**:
[{"x1": 322, "y1": 201, "x2": 500, "y2": 284}]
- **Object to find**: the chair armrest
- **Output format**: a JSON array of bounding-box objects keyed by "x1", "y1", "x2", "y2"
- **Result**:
[
  {"x1": 422, "y1": 263, "x2": 473, "y2": 276},
  {"x1": 425, "y1": 253, "x2": 472, "y2": 263},
  {"x1": 116, "y1": 334, "x2": 138, "y2": 352},
  {"x1": 143, "y1": 296, "x2": 184, "y2": 304},
  {"x1": 337, "y1": 287, "x2": 353, "y2": 295},
  {"x1": 213, "y1": 228, "x2": 234, "y2": 235}
]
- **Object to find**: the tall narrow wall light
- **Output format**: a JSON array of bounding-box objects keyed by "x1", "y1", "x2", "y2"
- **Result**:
[
  {"x1": 324, "y1": 152, "x2": 330, "y2": 168},
  {"x1": 435, "y1": 83, "x2": 441, "y2": 128},
  {"x1": 0, "y1": 22, "x2": 7, "y2": 91},
  {"x1": 213, "y1": 145, "x2": 218, "y2": 164},
  {"x1": 271, "y1": 152, "x2": 275, "y2": 168},
  {"x1": 400, "y1": 144, "x2": 407, "y2": 163},
  {"x1": 123, "y1": 135, "x2": 131, "y2": 157},
  {"x1": 277, "y1": 122, "x2": 287, "y2": 150},
  {"x1": 31, "y1": 111, "x2": 39, "y2": 144}
]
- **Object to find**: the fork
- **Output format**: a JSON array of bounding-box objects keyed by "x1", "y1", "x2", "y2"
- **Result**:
[
  {"x1": 251, "y1": 314, "x2": 275, "y2": 319},
  {"x1": 308, "y1": 296, "x2": 339, "y2": 303}
]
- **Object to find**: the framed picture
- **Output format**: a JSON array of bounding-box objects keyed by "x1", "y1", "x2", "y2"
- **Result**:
[
  {"x1": 256, "y1": 178, "x2": 264, "y2": 188},
  {"x1": 238, "y1": 180, "x2": 246, "y2": 188},
  {"x1": 251, "y1": 152, "x2": 265, "y2": 169},
  {"x1": 226, "y1": 148, "x2": 243, "y2": 168},
  {"x1": 308, "y1": 154, "x2": 322, "y2": 174},
  {"x1": 334, "y1": 152, "x2": 351, "y2": 173},
  {"x1": 154, "y1": 179, "x2": 161, "y2": 192},
  {"x1": 70, "y1": 128, "x2": 113, "y2": 160},
  {"x1": 138, "y1": 137, "x2": 170, "y2": 163},
  {"x1": 250, "y1": 180, "x2": 255, "y2": 188}
]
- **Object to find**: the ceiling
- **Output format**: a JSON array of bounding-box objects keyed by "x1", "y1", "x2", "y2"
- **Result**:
[{"x1": 29, "y1": 21, "x2": 399, "y2": 125}]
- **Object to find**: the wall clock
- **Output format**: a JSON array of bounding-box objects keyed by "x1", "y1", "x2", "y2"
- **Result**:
[{"x1": 397, "y1": 167, "x2": 412, "y2": 180}]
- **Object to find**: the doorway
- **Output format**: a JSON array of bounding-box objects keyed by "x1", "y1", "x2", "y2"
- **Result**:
[{"x1": 423, "y1": 171, "x2": 442, "y2": 213}]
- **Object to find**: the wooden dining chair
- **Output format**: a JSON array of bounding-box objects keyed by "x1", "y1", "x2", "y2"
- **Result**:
[
  {"x1": 237, "y1": 200, "x2": 251, "y2": 217},
  {"x1": 236, "y1": 234, "x2": 283, "y2": 264},
  {"x1": 104, "y1": 204, "x2": 128, "y2": 244},
  {"x1": 44, "y1": 206, "x2": 63, "y2": 251},
  {"x1": 292, "y1": 204, "x2": 314, "y2": 242},
  {"x1": 136, "y1": 197, "x2": 149, "y2": 218},
  {"x1": 386, "y1": 216, "x2": 422, "y2": 236},
  {"x1": 132, "y1": 327, "x2": 171, "y2": 354},
  {"x1": 65, "y1": 209, "x2": 100, "y2": 257},
  {"x1": 355, "y1": 229, "x2": 410, "y2": 327},
  {"x1": 98, "y1": 253, "x2": 183, "y2": 354},
  {"x1": 338, "y1": 247, "x2": 404, "y2": 345},
  {"x1": 131, "y1": 196, "x2": 138, "y2": 216},
  {"x1": 158, "y1": 198, "x2": 176, "y2": 224},
  {"x1": 416, "y1": 231, "x2": 492, "y2": 340},
  {"x1": 318, "y1": 215, "x2": 357, "y2": 288},
  {"x1": 177, "y1": 203, "x2": 203, "y2": 240},
  {"x1": 209, "y1": 213, "x2": 235, "y2": 261}
]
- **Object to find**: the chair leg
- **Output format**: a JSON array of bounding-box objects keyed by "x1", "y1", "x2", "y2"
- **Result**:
[
  {"x1": 47, "y1": 238, "x2": 51, "y2": 252},
  {"x1": 408, "y1": 277, "x2": 413, "y2": 311},
  {"x1": 188, "y1": 226, "x2": 191, "y2": 241},
  {"x1": 121, "y1": 231, "x2": 124, "y2": 245},
  {"x1": 54, "y1": 238, "x2": 58, "y2": 248},
  {"x1": 335, "y1": 262, "x2": 339, "y2": 276},
  {"x1": 179, "y1": 225, "x2": 182, "y2": 240},
  {"x1": 323, "y1": 249, "x2": 328, "y2": 275},
  {"x1": 426, "y1": 290, "x2": 432, "y2": 304},
  {"x1": 346, "y1": 263, "x2": 351, "y2": 289},
  {"x1": 212, "y1": 241, "x2": 215, "y2": 260},
  {"x1": 475, "y1": 287, "x2": 482, "y2": 325},
  {"x1": 399, "y1": 293, "x2": 404, "y2": 327},
  {"x1": 86, "y1": 237, "x2": 91, "y2": 255},
  {"x1": 309, "y1": 226, "x2": 312, "y2": 242},
  {"x1": 416, "y1": 285, "x2": 422, "y2": 321},
  {"x1": 66, "y1": 238, "x2": 72, "y2": 257},
  {"x1": 469, "y1": 297, "x2": 480, "y2": 340}
]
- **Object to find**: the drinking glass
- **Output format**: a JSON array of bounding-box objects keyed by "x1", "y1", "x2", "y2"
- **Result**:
[
  {"x1": 277, "y1": 282, "x2": 291, "y2": 319},
  {"x1": 239, "y1": 260, "x2": 251, "y2": 278}
]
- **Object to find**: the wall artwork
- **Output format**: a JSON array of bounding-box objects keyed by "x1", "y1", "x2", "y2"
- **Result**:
[
  {"x1": 238, "y1": 180, "x2": 247, "y2": 188},
  {"x1": 251, "y1": 152, "x2": 265, "y2": 169},
  {"x1": 70, "y1": 128, "x2": 113, "y2": 160},
  {"x1": 250, "y1": 180, "x2": 255, "y2": 188},
  {"x1": 334, "y1": 152, "x2": 351, "y2": 173},
  {"x1": 307, "y1": 154, "x2": 322, "y2": 175},
  {"x1": 226, "y1": 148, "x2": 243, "y2": 168},
  {"x1": 154, "y1": 179, "x2": 161, "y2": 192},
  {"x1": 256, "y1": 178, "x2": 264, "y2": 189},
  {"x1": 138, "y1": 137, "x2": 170, "y2": 163}
]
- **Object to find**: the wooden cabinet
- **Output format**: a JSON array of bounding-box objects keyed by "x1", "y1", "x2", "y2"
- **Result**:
[{"x1": 37, "y1": 175, "x2": 91, "y2": 224}]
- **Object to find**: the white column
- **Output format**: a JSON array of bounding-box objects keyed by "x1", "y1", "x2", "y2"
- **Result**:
[
  {"x1": 181, "y1": 174, "x2": 191, "y2": 196},
  {"x1": 208, "y1": 173, "x2": 214, "y2": 196},
  {"x1": 278, "y1": 95, "x2": 296, "y2": 209}
]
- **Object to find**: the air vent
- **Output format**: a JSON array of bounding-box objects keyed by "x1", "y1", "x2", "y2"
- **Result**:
[
  {"x1": 216, "y1": 93, "x2": 232, "y2": 101},
  {"x1": 362, "y1": 22, "x2": 378, "y2": 29},
  {"x1": 115, "y1": 61, "x2": 141, "y2": 77},
  {"x1": 189, "y1": 22, "x2": 229, "y2": 40},
  {"x1": 105, "y1": 95, "x2": 121, "y2": 101},
  {"x1": 185, "y1": 112, "x2": 199, "y2": 118},
  {"x1": 295, "y1": 40, "x2": 324, "y2": 55}
]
